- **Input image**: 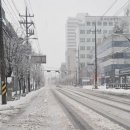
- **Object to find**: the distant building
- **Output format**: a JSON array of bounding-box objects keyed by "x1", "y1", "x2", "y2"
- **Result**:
[
  {"x1": 65, "y1": 16, "x2": 82, "y2": 83},
  {"x1": 98, "y1": 34, "x2": 130, "y2": 84}
]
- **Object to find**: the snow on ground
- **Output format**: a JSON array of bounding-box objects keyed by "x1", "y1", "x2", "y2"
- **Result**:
[
  {"x1": 0, "y1": 88, "x2": 42, "y2": 128},
  {"x1": 83, "y1": 85, "x2": 130, "y2": 95},
  {"x1": 0, "y1": 86, "x2": 75, "y2": 130},
  {"x1": 56, "y1": 90, "x2": 126, "y2": 130}
]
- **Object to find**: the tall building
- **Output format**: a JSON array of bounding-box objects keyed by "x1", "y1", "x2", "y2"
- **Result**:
[
  {"x1": 65, "y1": 17, "x2": 82, "y2": 84},
  {"x1": 66, "y1": 12, "x2": 130, "y2": 85}
]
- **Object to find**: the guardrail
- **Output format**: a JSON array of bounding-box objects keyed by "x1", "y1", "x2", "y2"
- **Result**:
[{"x1": 106, "y1": 83, "x2": 130, "y2": 89}]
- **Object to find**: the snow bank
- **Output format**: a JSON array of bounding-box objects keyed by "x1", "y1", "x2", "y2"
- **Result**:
[
  {"x1": 0, "y1": 88, "x2": 44, "y2": 127},
  {"x1": 83, "y1": 85, "x2": 130, "y2": 95}
]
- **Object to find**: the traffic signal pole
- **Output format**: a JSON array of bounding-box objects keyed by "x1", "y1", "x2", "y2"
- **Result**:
[{"x1": 0, "y1": 0, "x2": 7, "y2": 104}]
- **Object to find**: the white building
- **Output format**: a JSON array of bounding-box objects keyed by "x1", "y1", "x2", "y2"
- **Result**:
[
  {"x1": 76, "y1": 15, "x2": 130, "y2": 84},
  {"x1": 66, "y1": 12, "x2": 130, "y2": 85}
]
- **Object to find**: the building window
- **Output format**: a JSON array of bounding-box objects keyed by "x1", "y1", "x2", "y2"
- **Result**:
[
  {"x1": 80, "y1": 38, "x2": 85, "y2": 42},
  {"x1": 97, "y1": 22, "x2": 102, "y2": 26},
  {"x1": 103, "y1": 30, "x2": 107, "y2": 34},
  {"x1": 109, "y1": 30, "x2": 113, "y2": 34},
  {"x1": 87, "y1": 22, "x2": 91, "y2": 26},
  {"x1": 92, "y1": 38, "x2": 95, "y2": 42},
  {"x1": 80, "y1": 46, "x2": 85, "y2": 50},
  {"x1": 86, "y1": 46, "x2": 91, "y2": 50},
  {"x1": 80, "y1": 62, "x2": 85, "y2": 68},
  {"x1": 97, "y1": 29, "x2": 101, "y2": 34},
  {"x1": 80, "y1": 54, "x2": 85, "y2": 58},
  {"x1": 86, "y1": 30, "x2": 91, "y2": 34},
  {"x1": 87, "y1": 38, "x2": 91, "y2": 42},
  {"x1": 87, "y1": 54, "x2": 93, "y2": 59},
  {"x1": 80, "y1": 30, "x2": 85, "y2": 34},
  {"x1": 97, "y1": 38, "x2": 102, "y2": 43},
  {"x1": 92, "y1": 46, "x2": 95, "y2": 50},
  {"x1": 103, "y1": 22, "x2": 107, "y2": 26},
  {"x1": 92, "y1": 22, "x2": 95, "y2": 26},
  {"x1": 109, "y1": 22, "x2": 113, "y2": 26}
]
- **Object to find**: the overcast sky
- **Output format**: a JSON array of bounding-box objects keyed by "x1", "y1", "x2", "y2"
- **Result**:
[{"x1": 4, "y1": 0, "x2": 129, "y2": 69}]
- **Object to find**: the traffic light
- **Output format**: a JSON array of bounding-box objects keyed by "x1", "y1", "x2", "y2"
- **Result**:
[{"x1": 55, "y1": 70, "x2": 60, "y2": 73}]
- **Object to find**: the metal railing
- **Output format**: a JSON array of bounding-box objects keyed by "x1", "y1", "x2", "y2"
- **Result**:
[{"x1": 106, "y1": 83, "x2": 130, "y2": 89}]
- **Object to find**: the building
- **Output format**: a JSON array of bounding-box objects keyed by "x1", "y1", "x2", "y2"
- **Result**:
[
  {"x1": 76, "y1": 15, "x2": 130, "y2": 85},
  {"x1": 66, "y1": 12, "x2": 130, "y2": 85},
  {"x1": 98, "y1": 34, "x2": 130, "y2": 85},
  {"x1": 65, "y1": 16, "x2": 82, "y2": 83}
]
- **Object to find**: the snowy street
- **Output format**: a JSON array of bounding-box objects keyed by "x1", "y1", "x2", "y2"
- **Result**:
[
  {"x1": 54, "y1": 86, "x2": 130, "y2": 130},
  {"x1": 0, "y1": 85, "x2": 130, "y2": 130},
  {"x1": 0, "y1": 86, "x2": 75, "y2": 130}
]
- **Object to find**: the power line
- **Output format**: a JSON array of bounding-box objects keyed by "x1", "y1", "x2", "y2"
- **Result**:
[
  {"x1": 102, "y1": 0, "x2": 118, "y2": 16},
  {"x1": 113, "y1": 0, "x2": 130, "y2": 16},
  {"x1": 2, "y1": 0, "x2": 25, "y2": 36}
]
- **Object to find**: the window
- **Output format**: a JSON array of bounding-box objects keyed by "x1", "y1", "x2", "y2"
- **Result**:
[
  {"x1": 97, "y1": 22, "x2": 102, "y2": 26},
  {"x1": 97, "y1": 29, "x2": 101, "y2": 34},
  {"x1": 92, "y1": 38, "x2": 95, "y2": 42},
  {"x1": 109, "y1": 22, "x2": 113, "y2": 26},
  {"x1": 80, "y1": 46, "x2": 85, "y2": 50},
  {"x1": 80, "y1": 62, "x2": 85, "y2": 68},
  {"x1": 87, "y1": 38, "x2": 91, "y2": 42},
  {"x1": 109, "y1": 30, "x2": 113, "y2": 34},
  {"x1": 87, "y1": 22, "x2": 91, "y2": 26},
  {"x1": 87, "y1": 54, "x2": 93, "y2": 59},
  {"x1": 86, "y1": 46, "x2": 91, "y2": 50},
  {"x1": 80, "y1": 54, "x2": 85, "y2": 58},
  {"x1": 97, "y1": 38, "x2": 101, "y2": 43},
  {"x1": 86, "y1": 30, "x2": 91, "y2": 34},
  {"x1": 103, "y1": 22, "x2": 107, "y2": 26},
  {"x1": 92, "y1": 22, "x2": 95, "y2": 26},
  {"x1": 80, "y1": 30, "x2": 85, "y2": 34},
  {"x1": 103, "y1": 30, "x2": 107, "y2": 34},
  {"x1": 92, "y1": 46, "x2": 95, "y2": 50},
  {"x1": 80, "y1": 38, "x2": 85, "y2": 42}
]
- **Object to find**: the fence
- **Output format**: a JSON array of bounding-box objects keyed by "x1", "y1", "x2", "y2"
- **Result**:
[{"x1": 106, "y1": 83, "x2": 130, "y2": 89}]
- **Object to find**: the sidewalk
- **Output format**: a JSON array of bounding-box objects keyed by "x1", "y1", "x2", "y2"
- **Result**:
[{"x1": 0, "y1": 86, "x2": 75, "y2": 130}]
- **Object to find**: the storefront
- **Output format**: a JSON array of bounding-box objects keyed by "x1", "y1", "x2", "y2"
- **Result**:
[{"x1": 119, "y1": 67, "x2": 130, "y2": 84}]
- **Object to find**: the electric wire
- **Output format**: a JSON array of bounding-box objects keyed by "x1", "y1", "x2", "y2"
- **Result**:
[
  {"x1": 113, "y1": 0, "x2": 130, "y2": 16},
  {"x1": 2, "y1": 0, "x2": 25, "y2": 36},
  {"x1": 102, "y1": 0, "x2": 118, "y2": 16}
]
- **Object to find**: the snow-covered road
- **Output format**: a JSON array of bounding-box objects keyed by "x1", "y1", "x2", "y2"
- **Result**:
[
  {"x1": 1, "y1": 85, "x2": 130, "y2": 130},
  {"x1": 54, "y1": 87, "x2": 130, "y2": 130},
  {"x1": 0, "y1": 86, "x2": 75, "y2": 130}
]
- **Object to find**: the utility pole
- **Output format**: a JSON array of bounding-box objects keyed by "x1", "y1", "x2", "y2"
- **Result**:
[
  {"x1": 0, "y1": 0, "x2": 7, "y2": 104},
  {"x1": 19, "y1": 7, "x2": 34, "y2": 92},
  {"x1": 95, "y1": 22, "x2": 98, "y2": 89}
]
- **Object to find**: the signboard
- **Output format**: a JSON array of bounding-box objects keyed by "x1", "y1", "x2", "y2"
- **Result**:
[{"x1": 31, "y1": 55, "x2": 46, "y2": 64}]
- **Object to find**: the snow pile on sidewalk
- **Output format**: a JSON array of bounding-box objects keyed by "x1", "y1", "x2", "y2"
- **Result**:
[
  {"x1": 0, "y1": 88, "x2": 42, "y2": 127},
  {"x1": 83, "y1": 85, "x2": 130, "y2": 95}
]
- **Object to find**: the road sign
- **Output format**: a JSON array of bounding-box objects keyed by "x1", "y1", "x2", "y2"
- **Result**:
[{"x1": 31, "y1": 55, "x2": 46, "y2": 64}]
